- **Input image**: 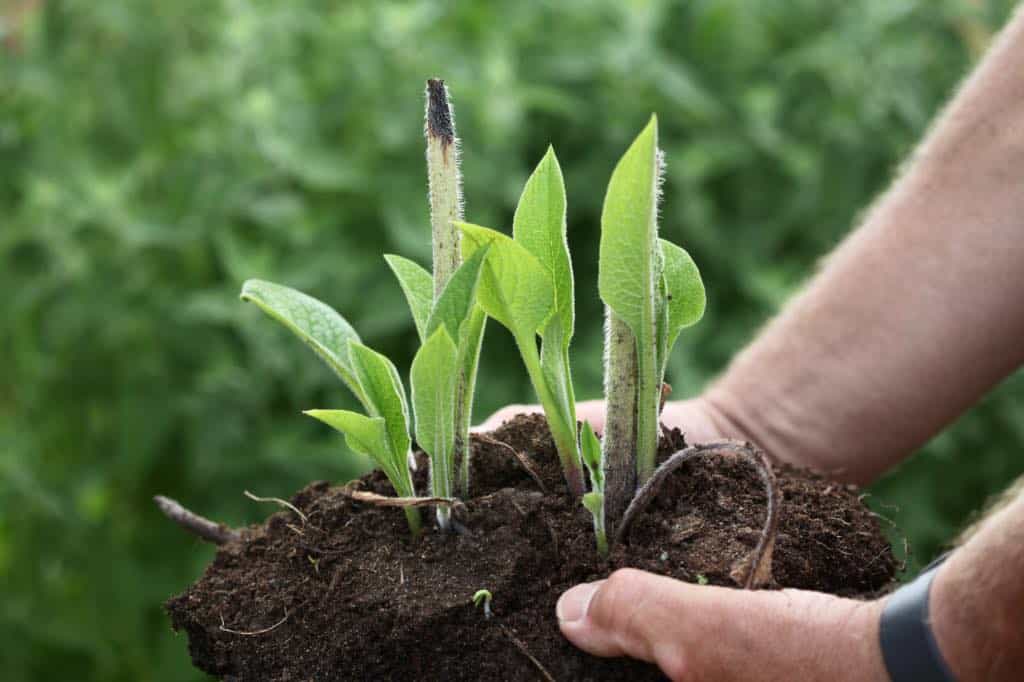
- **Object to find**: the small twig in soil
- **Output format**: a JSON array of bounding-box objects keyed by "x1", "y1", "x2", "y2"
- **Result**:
[
  {"x1": 244, "y1": 490, "x2": 308, "y2": 523},
  {"x1": 153, "y1": 495, "x2": 241, "y2": 546},
  {"x1": 341, "y1": 485, "x2": 466, "y2": 513},
  {"x1": 499, "y1": 624, "x2": 555, "y2": 682},
  {"x1": 219, "y1": 611, "x2": 289, "y2": 637},
  {"x1": 473, "y1": 433, "x2": 548, "y2": 494},
  {"x1": 615, "y1": 440, "x2": 780, "y2": 589}
]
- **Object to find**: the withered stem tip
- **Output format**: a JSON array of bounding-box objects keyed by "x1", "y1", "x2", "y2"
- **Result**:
[{"x1": 426, "y1": 78, "x2": 455, "y2": 145}]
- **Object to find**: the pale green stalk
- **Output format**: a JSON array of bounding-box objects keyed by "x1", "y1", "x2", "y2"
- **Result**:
[
  {"x1": 513, "y1": 330, "x2": 585, "y2": 496},
  {"x1": 425, "y1": 78, "x2": 486, "y2": 501}
]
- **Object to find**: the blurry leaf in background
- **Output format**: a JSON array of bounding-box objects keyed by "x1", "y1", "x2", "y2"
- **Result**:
[{"x1": 1, "y1": 0, "x2": 1021, "y2": 680}]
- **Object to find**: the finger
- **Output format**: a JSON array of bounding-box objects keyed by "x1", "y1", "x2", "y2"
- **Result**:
[
  {"x1": 474, "y1": 403, "x2": 540, "y2": 432},
  {"x1": 575, "y1": 400, "x2": 606, "y2": 434},
  {"x1": 557, "y1": 569, "x2": 693, "y2": 676},
  {"x1": 556, "y1": 568, "x2": 887, "y2": 682}
]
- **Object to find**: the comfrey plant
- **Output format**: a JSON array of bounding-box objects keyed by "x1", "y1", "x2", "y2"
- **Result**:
[
  {"x1": 599, "y1": 119, "x2": 706, "y2": 547},
  {"x1": 456, "y1": 148, "x2": 584, "y2": 497},
  {"x1": 240, "y1": 80, "x2": 488, "y2": 534},
  {"x1": 238, "y1": 80, "x2": 706, "y2": 556},
  {"x1": 598, "y1": 116, "x2": 706, "y2": 528},
  {"x1": 455, "y1": 116, "x2": 704, "y2": 553}
]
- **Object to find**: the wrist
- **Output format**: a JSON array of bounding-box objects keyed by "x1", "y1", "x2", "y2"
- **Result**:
[{"x1": 854, "y1": 597, "x2": 891, "y2": 682}]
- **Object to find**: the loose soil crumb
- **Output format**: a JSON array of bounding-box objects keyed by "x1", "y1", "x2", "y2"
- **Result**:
[{"x1": 166, "y1": 414, "x2": 895, "y2": 681}]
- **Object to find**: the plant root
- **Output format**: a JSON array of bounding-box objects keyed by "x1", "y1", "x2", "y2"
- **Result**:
[
  {"x1": 154, "y1": 495, "x2": 241, "y2": 546},
  {"x1": 219, "y1": 611, "x2": 289, "y2": 636},
  {"x1": 499, "y1": 624, "x2": 555, "y2": 682},
  {"x1": 244, "y1": 490, "x2": 308, "y2": 524},
  {"x1": 473, "y1": 433, "x2": 548, "y2": 494},
  {"x1": 615, "y1": 440, "x2": 780, "y2": 589}
]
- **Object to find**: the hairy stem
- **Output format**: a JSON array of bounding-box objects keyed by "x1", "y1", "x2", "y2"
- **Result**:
[
  {"x1": 515, "y1": 331, "x2": 585, "y2": 497},
  {"x1": 425, "y1": 78, "x2": 463, "y2": 299},
  {"x1": 601, "y1": 310, "x2": 638, "y2": 529},
  {"x1": 635, "y1": 323, "x2": 660, "y2": 483}
]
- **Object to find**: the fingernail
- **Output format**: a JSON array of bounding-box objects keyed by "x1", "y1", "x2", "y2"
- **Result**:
[{"x1": 557, "y1": 582, "x2": 600, "y2": 623}]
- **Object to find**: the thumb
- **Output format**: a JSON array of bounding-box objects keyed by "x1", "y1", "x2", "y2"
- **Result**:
[
  {"x1": 556, "y1": 568, "x2": 694, "y2": 677},
  {"x1": 556, "y1": 568, "x2": 888, "y2": 682}
]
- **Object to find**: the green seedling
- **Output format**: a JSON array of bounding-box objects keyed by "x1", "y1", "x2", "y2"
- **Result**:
[
  {"x1": 239, "y1": 80, "x2": 492, "y2": 535},
  {"x1": 241, "y1": 279, "x2": 421, "y2": 536},
  {"x1": 580, "y1": 421, "x2": 607, "y2": 555},
  {"x1": 454, "y1": 149, "x2": 585, "y2": 497},
  {"x1": 598, "y1": 116, "x2": 705, "y2": 525},
  {"x1": 237, "y1": 82, "x2": 706, "y2": 558},
  {"x1": 472, "y1": 589, "x2": 493, "y2": 619},
  {"x1": 389, "y1": 80, "x2": 489, "y2": 510}
]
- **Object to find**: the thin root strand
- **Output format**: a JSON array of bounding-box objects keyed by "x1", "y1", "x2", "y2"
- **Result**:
[{"x1": 615, "y1": 440, "x2": 780, "y2": 589}]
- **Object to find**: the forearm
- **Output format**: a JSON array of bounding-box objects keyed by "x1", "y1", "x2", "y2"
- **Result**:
[
  {"x1": 704, "y1": 9, "x2": 1024, "y2": 483},
  {"x1": 930, "y1": 489, "x2": 1024, "y2": 681}
]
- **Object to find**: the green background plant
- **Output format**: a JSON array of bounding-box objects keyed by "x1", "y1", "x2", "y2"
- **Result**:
[{"x1": 2, "y1": 1, "x2": 1022, "y2": 680}]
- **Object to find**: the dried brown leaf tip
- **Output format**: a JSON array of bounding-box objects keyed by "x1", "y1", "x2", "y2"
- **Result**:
[{"x1": 426, "y1": 78, "x2": 455, "y2": 146}]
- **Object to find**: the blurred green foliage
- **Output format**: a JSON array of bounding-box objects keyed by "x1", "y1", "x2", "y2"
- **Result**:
[{"x1": 2, "y1": 1, "x2": 1022, "y2": 679}]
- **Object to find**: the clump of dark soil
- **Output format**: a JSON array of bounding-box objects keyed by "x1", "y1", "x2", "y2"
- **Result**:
[{"x1": 166, "y1": 414, "x2": 896, "y2": 681}]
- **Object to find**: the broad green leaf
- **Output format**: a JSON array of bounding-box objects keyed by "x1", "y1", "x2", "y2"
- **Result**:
[
  {"x1": 347, "y1": 341, "x2": 410, "y2": 465},
  {"x1": 598, "y1": 117, "x2": 663, "y2": 482},
  {"x1": 410, "y1": 327, "x2": 458, "y2": 496},
  {"x1": 513, "y1": 147, "x2": 574, "y2": 346},
  {"x1": 383, "y1": 255, "x2": 433, "y2": 342},
  {"x1": 456, "y1": 222, "x2": 554, "y2": 342},
  {"x1": 659, "y1": 239, "x2": 706, "y2": 358},
  {"x1": 597, "y1": 116, "x2": 660, "y2": 339},
  {"x1": 425, "y1": 245, "x2": 489, "y2": 343},
  {"x1": 240, "y1": 279, "x2": 365, "y2": 405},
  {"x1": 304, "y1": 409, "x2": 410, "y2": 493},
  {"x1": 580, "y1": 421, "x2": 603, "y2": 489}
]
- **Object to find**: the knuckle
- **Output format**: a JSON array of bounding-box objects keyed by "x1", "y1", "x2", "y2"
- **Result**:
[{"x1": 591, "y1": 569, "x2": 644, "y2": 628}]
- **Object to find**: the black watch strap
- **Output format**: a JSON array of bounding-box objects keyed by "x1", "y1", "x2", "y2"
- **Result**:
[{"x1": 879, "y1": 554, "x2": 957, "y2": 682}]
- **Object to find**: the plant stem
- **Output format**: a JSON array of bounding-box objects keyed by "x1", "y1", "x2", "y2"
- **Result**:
[
  {"x1": 456, "y1": 305, "x2": 487, "y2": 497},
  {"x1": 396, "y1": 471, "x2": 424, "y2": 536},
  {"x1": 426, "y1": 78, "x2": 483, "y2": 506},
  {"x1": 404, "y1": 506, "x2": 423, "y2": 537},
  {"x1": 514, "y1": 331, "x2": 585, "y2": 497},
  {"x1": 425, "y1": 78, "x2": 463, "y2": 299},
  {"x1": 601, "y1": 310, "x2": 638, "y2": 528},
  {"x1": 635, "y1": 322, "x2": 660, "y2": 483}
]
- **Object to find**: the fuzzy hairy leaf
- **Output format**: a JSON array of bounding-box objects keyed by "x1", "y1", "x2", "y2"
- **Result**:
[
  {"x1": 410, "y1": 327, "x2": 459, "y2": 495},
  {"x1": 425, "y1": 245, "x2": 489, "y2": 344},
  {"x1": 659, "y1": 238, "x2": 706, "y2": 363},
  {"x1": 304, "y1": 409, "x2": 411, "y2": 494},
  {"x1": 597, "y1": 116, "x2": 660, "y2": 339},
  {"x1": 384, "y1": 255, "x2": 433, "y2": 342},
  {"x1": 513, "y1": 147, "x2": 574, "y2": 346},
  {"x1": 347, "y1": 342, "x2": 411, "y2": 464},
  {"x1": 240, "y1": 279, "x2": 365, "y2": 405},
  {"x1": 456, "y1": 222, "x2": 554, "y2": 341}
]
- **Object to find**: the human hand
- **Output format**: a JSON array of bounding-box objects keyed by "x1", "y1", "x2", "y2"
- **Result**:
[
  {"x1": 478, "y1": 397, "x2": 730, "y2": 445},
  {"x1": 556, "y1": 568, "x2": 888, "y2": 681}
]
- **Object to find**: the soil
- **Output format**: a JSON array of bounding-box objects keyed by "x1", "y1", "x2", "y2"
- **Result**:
[{"x1": 166, "y1": 414, "x2": 896, "y2": 681}]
